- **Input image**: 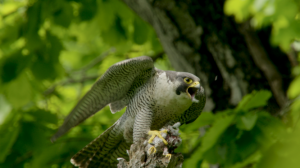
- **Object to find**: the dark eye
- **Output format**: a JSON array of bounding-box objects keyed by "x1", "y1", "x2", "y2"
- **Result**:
[{"x1": 184, "y1": 77, "x2": 193, "y2": 84}]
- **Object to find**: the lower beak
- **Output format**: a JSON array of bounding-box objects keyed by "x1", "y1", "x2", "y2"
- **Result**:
[{"x1": 186, "y1": 81, "x2": 200, "y2": 99}]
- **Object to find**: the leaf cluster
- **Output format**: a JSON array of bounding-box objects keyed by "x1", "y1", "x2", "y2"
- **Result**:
[
  {"x1": 224, "y1": 0, "x2": 300, "y2": 51},
  {"x1": 180, "y1": 84, "x2": 300, "y2": 168},
  {"x1": 0, "y1": 0, "x2": 168, "y2": 167}
]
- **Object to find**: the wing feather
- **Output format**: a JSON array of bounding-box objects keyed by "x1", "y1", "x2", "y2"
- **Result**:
[{"x1": 51, "y1": 56, "x2": 154, "y2": 142}]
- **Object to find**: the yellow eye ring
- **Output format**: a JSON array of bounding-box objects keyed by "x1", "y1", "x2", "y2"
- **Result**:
[{"x1": 184, "y1": 77, "x2": 193, "y2": 84}]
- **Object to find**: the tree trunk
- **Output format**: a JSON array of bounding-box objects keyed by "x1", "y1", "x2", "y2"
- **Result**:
[{"x1": 122, "y1": 0, "x2": 292, "y2": 114}]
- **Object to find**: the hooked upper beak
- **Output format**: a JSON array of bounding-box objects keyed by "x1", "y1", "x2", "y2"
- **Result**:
[{"x1": 186, "y1": 81, "x2": 200, "y2": 101}]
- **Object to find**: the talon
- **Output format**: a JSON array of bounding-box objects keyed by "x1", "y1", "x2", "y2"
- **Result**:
[
  {"x1": 148, "y1": 130, "x2": 168, "y2": 145},
  {"x1": 148, "y1": 146, "x2": 157, "y2": 154},
  {"x1": 164, "y1": 154, "x2": 172, "y2": 161}
]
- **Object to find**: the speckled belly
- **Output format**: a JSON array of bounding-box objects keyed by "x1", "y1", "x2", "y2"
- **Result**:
[{"x1": 151, "y1": 98, "x2": 192, "y2": 130}]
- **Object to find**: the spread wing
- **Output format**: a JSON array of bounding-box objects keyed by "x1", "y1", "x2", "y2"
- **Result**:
[{"x1": 51, "y1": 56, "x2": 154, "y2": 142}]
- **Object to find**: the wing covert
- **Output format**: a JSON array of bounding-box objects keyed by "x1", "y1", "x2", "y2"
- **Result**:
[{"x1": 51, "y1": 56, "x2": 154, "y2": 142}]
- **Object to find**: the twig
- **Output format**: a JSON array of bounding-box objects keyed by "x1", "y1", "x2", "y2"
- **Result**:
[
  {"x1": 14, "y1": 151, "x2": 33, "y2": 166},
  {"x1": 43, "y1": 48, "x2": 115, "y2": 96},
  {"x1": 287, "y1": 43, "x2": 299, "y2": 67},
  {"x1": 43, "y1": 75, "x2": 99, "y2": 96},
  {"x1": 75, "y1": 48, "x2": 115, "y2": 73}
]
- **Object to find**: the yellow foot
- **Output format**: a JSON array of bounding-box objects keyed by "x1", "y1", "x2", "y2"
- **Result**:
[
  {"x1": 148, "y1": 146, "x2": 157, "y2": 154},
  {"x1": 148, "y1": 130, "x2": 168, "y2": 145},
  {"x1": 164, "y1": 154, "x2": 172, "y2": 161}
]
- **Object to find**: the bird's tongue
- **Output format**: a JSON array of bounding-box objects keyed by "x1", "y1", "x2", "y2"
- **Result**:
[
  {"x1": 192, "y1": 96, "x2": 199, "y2": 103},
  {"x1": 191, "y1": 93, "x2": 195, "y2": 100},
  {"x1": 190, "y1": 92, "x2": 199, "y2": 103},
  {"x1": 187, "y1": 87, "x2": 199, "y2": 103}
]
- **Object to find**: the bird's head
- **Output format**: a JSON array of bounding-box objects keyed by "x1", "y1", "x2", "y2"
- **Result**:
[{"x1": 175, "y1": 72, "x2": 201, "y2": 103}]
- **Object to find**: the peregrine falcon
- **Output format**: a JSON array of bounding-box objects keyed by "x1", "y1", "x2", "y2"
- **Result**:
[{"x1": 51, "y1": 56, "x2": 205, "y2": 167}]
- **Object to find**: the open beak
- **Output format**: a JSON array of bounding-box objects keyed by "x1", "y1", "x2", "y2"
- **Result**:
[{"x1": 186, "y1": 81, "x2": 200, "y2": 103}]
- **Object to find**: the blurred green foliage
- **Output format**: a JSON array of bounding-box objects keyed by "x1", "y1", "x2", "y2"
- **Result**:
[
  {"x1": 0, "y1": 0, "x2": 167, "y2": 167},
  {"x1": 224, "y1": 0, "x2": 300, "y2": 51},
  {"x1": 0, "y1": 0, "x2": 300, "y2": 168}
]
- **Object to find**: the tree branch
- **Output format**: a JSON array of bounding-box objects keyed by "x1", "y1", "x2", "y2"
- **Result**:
[
  {"x1": 239, "y1": 21, "x2": 288, "y2": 108},
  {"x1": 74, "y1": 48, "x2": 115, "y2": 73},
  {"x1": 43, "y1": 48, "x2": 115, "y2": 96},
  {"x1": 287, "y1": 43, "x2": 299, "y2": 67},
  {"x1": 43, "y1": 75, "x2": 99, "y2": 96}
]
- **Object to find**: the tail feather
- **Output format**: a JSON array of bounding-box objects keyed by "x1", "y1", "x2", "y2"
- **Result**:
[
  {"x1": 71, "y1": 122, "x2": 130, "y2": 168},
  {"x1": 111, "y1": 141, "x2": 130, "y2": 159},
  {"x1": 88, "y1": 140, "x2": 130, "y2": 168}
]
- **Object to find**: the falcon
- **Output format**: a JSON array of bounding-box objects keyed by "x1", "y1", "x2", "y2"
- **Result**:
[{"x1": 51, "y1": 56, "x2": 206, "y2": 167}]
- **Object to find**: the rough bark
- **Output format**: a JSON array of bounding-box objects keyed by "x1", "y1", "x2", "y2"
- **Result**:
[
  {"x1": 122, "y1": 0, "x2": 292, "y2": 113},
  {"x1": 117, "y1": 123, "x2": 184, "y2": 168}
]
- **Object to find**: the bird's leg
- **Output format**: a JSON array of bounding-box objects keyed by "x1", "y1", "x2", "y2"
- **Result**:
[
  {"x1": 147, "y1": 129, "x2": 168, "y2": 155},
  {"x1": 132, "y1": 108, "x2": 169, "y2": 155},
  {"x1": 148, "y1": 129, "x2": 168, "y2": 145}
]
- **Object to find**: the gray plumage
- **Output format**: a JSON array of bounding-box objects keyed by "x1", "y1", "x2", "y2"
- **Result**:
[{"x1": 51, "y1": 56, "x2": 205, "y2": 168}]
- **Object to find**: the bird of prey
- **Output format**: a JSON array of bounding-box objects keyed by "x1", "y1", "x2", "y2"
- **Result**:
[{"x1": 51, "y1": 56, "x2": 206, "y2": 167}]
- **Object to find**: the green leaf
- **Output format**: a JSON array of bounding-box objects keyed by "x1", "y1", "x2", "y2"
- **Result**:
[
  {"x1": 203, "y1": 125, "x2": 240, "y2": 165},
  {"x1": 78, "y1": 0, "x2": 97, "y2": 21},
  {"x1": 224, "y1": 0, "x2": 252, "y2": 22},
  {"x1": 257, "y1": 122, "x2": 300, "y2": 168},
  {"x1": 27, "y1": 109, "x2": 58, "y2": 125},
  {"x1": 23, "y1": 2, "x2": 43, "y2": 51},
  {"x1": 45, "y1": 31, "x2": 64, "y2": 63},
  {"x1": 30, "y1": 60, "x2": 60, "y2": 80},
  {"x1": 236, "y1": 112, "x2": 258, "y2": 130},
  {"x1": 180, "y1": 112, "x2": 215, "y2": 132},
  {"x1": 272, "y1": 21, "x2": 300, "y2": 51},
  {"x1": 115, "y1": 16, "x2": 127, "y2": 39},
  {"x1": 197, "y1": 112, "x2": 216, "y2": 126},
  {"x1": 200, "y1": 113, "x2": 235, "y2": 153},
  {"x1": 288, "y1": 76, "x2": 300, "y2": 99},
  {"x1": 3, "y1": 73, "x2": 33, "y2": 108},
  {"x1": 231, "y1": 151, "x2": 262, "y2": 168},
  {"x1": 290, "y1": 98, "x2": 300, "y2": 125},
  {"x1": 235, "y1": 131, "x2": 260, "y2": 160},
  {"x1": 52, "y1": 2, "x2": 73, "y2": 27},
  {"x1": 0, "y1": 51, "x2": 31, "y2": 83},
  {"x1": 0, "y1": 95, "x2": 12, "y2": 125},
  {"x1": 150, "y1": 31, "x2": 163, "y2": 52},
  {"x1": 98, "y1": 0, "x2": 116, "y2": 31},
  {"x1": 133, "y1": 17, "x2": 149, "y2": 45},
  {"x1": 236, "y1": 90, "x2": 272, "y2": 111},
  {"x1": 101, "y1": 16, "x2": 127, "y2": 45},
  {"x1": 12, "y1": 119, "x2": 55, "y2": 155},
  {"x1": 254, "y1": 112, "x2": 284, "y2": 148},
  {"x1": 0, "y1": 111, "x2": 21, "y2": 163}
]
